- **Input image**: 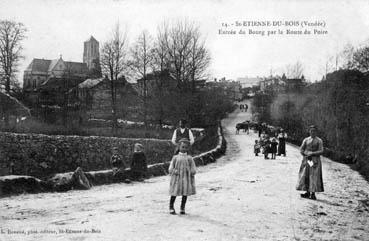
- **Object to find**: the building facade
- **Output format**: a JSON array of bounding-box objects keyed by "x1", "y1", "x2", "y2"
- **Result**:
[{"x1": 23, "y1": 36, "x2": 102, "y2": 106}]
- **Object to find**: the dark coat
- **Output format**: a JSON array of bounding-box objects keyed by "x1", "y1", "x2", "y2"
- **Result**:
[{"x1": 130, "y1": 152, "x2": 148, "y2": 177}]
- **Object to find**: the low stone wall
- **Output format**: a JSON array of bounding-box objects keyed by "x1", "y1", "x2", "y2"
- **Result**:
[
  {"x1": 0, "y1": 132, "x2": 173, "y2": 178},
  {"x1": 0, "y1": 124, "x2": 227, "y2": 196}
]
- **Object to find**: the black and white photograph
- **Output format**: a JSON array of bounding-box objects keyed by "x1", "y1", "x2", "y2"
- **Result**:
[{"x1": 1, "y1": 0, "x2": 369, "y2": 240}]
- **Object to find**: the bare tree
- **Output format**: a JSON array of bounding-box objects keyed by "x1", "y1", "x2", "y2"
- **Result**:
[
  {"x1": 100, "y1": 23, "x2": 129, "y2": 129},
  {"x1": 285, "y1": 61, "x2": 304, "y2": 79},
  {"x1": 0, "y1": 20, "x2": 27, "y2": 127},
  {"x1": 188, "y1": 28, "x2": 211, "y2": 92},
  {"x1": 339, "y1": 43, "x2": 355, "y2": 69},
  {"x1": 152, "y1": 29, "x2": 169, "y2": 73},
  {"x1": 129, "y1": 30, "x2": 154, "y2": 126},
  {"x1": 157, "y1": 20, "x2": 210, "y2": 92},
  {"x1": 145, "y1": 30, "x2": 172, "y2": 126}
]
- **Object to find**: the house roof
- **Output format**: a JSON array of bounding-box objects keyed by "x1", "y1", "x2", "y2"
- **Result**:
[
  {"x1": 137, "y1": 69, "x2": 173, "y2": 82},
  {"x1": 0, "y1": 92, "x2": 31, "y2": 116},
  {"x1": 78, "y1": 77, "x2": 106, "y2": 89}
]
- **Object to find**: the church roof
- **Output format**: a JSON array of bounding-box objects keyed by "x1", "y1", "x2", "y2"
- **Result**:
[
  {"x1": 25, "y1": 58, "x2": 88, "y2": 75},
  {"x1": 48, "y1": 59, "x2": 60, "y2": 72},
  {"x1": 64, "y1": 61, "x2": 89, "y2": 74},
  {"x1": 25, "y1": 59, "x2": 51, "y2": 72}
]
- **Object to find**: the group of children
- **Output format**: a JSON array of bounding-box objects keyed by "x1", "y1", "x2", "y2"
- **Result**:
[
  {"x1": 254, "y1": 131, "x2": 285, "y2": 159},
  {"x1": 110, "y1": 143, "x2": 148, "y2": 181},
  {"x1": 254, "y1": 134, "x2": 278, "y2": 159}
]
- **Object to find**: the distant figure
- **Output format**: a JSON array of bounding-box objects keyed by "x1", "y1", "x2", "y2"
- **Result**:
[
  {"x1": 258, "y1": 122, "x2": 268, "y2": 137},
  {"x1": 277, "y1": 129, "x2": 288, "y2": 156},
  {"x1": 168, "y1": 139, "x2": 196, "y2": 215},
  {"x1": 239, "y1": 104, "x2": 244, "y2": 112},
  {"x1": 296, "y1": 125, "x2": 324, "y2": 200},
  {"x1": 130, "y1": 143, "x2": 148, "y2": 181},
  {"x1": 244, "y1": 103, "x2": 249, "y2": 112},
  {"x1": 245, "y1": 121, "x2": 250, "y2": 134},
  {"x1": 254, "y1": 140, "x2": 261, "y2": 156},
  {"x1": 171, "y1": 119, "x2": 195, "y2": 154},
  {"x1": 270, "y1": 138, "x2": 278, "y2": 159}
]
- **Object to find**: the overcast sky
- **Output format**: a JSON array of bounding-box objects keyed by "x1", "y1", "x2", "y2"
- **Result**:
[{"x1": 1, "y1": 0, "x2": 369, "y2": 83}]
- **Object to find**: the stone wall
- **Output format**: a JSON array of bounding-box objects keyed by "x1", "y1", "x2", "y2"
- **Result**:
[
  {"x1": 0, "y1": 132, "x2": 173, "y2": 178},
  {"x1": 0, "y1": 124, "x2": 226, "y2": 196}
]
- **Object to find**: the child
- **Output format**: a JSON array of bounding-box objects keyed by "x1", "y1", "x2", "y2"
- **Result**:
[
  {"x1": 270, "y1": 137, "x2": 278, "y2": 159},
  {"x1": 262, "y1": 134, "x2": 271, "y2": 159},
  {"x1": 168, "y1": 138, "x2": 196, "y2": 215},
  {"x1": 130, "y1": 143, "x2": 148, "y2": 181},
  {"x1": 110, "y1": 147, "x2": 124, "y2": 170},
  {"x1": 254, "y1": 140, "x2": 261, "y2": 156},
  {"x1": 110, "y1": 146, "x2": 128, "y2": 182}
]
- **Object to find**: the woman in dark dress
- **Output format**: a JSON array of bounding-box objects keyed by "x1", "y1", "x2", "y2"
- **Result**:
[{"x1": 277, "y1": 129, "x2": 287, "y2": 156}]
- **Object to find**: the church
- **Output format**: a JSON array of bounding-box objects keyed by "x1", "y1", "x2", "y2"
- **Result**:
[{"x1": 23, "y1": 36, "x2": 101, "y2": 106}]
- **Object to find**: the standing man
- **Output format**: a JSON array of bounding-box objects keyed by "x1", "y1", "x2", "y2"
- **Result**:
[{"x1": 171, "y1": 119, "x2": 195, "y2": 154}]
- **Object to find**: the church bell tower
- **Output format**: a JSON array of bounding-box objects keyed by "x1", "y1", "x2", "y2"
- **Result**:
[{"x1": 83, "y1": 36, "x2": 101, "y2": 77}]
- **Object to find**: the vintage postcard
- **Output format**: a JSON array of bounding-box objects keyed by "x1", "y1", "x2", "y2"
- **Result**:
[{"x1": 1, "y1": 0, "x2": 369, "y2": 240}]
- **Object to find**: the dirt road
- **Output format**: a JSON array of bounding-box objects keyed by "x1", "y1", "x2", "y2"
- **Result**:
[{"x1": 1, "y1": 102, "x2": 369, "y2": 241}]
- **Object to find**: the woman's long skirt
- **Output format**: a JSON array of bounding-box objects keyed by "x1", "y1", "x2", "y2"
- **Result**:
[
  {"x1": 278, "y1": 139, "x2": 286, "y2": 155},
  {"x1": 296, "y1": 157, "x2": 324, "y2": 192}
]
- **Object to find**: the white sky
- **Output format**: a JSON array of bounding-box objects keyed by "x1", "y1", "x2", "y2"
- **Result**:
[{"x1": 1, "y1": 0, "x2": 369, "y2": 83}]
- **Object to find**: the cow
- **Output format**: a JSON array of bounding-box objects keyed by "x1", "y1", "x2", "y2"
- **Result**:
[{"x1": 236, "y1": 121, "x2": 250, "y2": 134}]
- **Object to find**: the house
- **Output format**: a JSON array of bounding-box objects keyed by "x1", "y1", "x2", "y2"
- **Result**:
[
  {"x1": 206, "y1": 79, "x2": 242, "y2": 101},
  {"x1": 237, "y1": 77, "x2": 263, "y2": 88},
  {"x1": 259, "y1": 74, "x2": 305, "y2": 92},
  {"x1": 68, "y1": 77, "x2": 141, "y2": 121},
  {"x1": 136, "y1": 69, "x2": 177, "y2": 96},
  {"x1": 136, "y1": 69, "x2": 208, "y2": 95},
  {"x1": 0, "y1": 91, "x2": 30, "y2": 124}
]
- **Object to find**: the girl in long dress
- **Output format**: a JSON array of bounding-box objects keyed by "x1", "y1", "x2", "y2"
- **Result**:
[
  {"x1": 296, "y1": 125, "x2": 324, "y2": 200},
  {"x1": 168, "y1": 138, "x2": 196, "y2": 215}
]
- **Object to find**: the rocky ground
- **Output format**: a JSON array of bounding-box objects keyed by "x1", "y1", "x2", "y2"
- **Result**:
[{"x1": 1, "y1": 102, "x2": 369, "y2": 241}]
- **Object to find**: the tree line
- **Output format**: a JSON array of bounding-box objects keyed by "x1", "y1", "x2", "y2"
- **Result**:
[
  {"x1": 252, "y1": 43, "x2": 369, "y2": 181},
  {"x1": 100, "y1": 20, "x2": 213, "y2": 129},
  {"x1": 0, "y1": 19, "x2": 233, "y2": 131}
]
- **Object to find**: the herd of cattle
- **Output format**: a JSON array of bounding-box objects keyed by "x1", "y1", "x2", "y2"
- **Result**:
[{"x1": 235, "y1": 121, "x2": 280, "y2": 136}]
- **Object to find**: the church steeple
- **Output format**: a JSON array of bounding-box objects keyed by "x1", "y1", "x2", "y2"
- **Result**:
[{"x1": 83, "y1": 36, "x2": 101, "y2": 77}]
